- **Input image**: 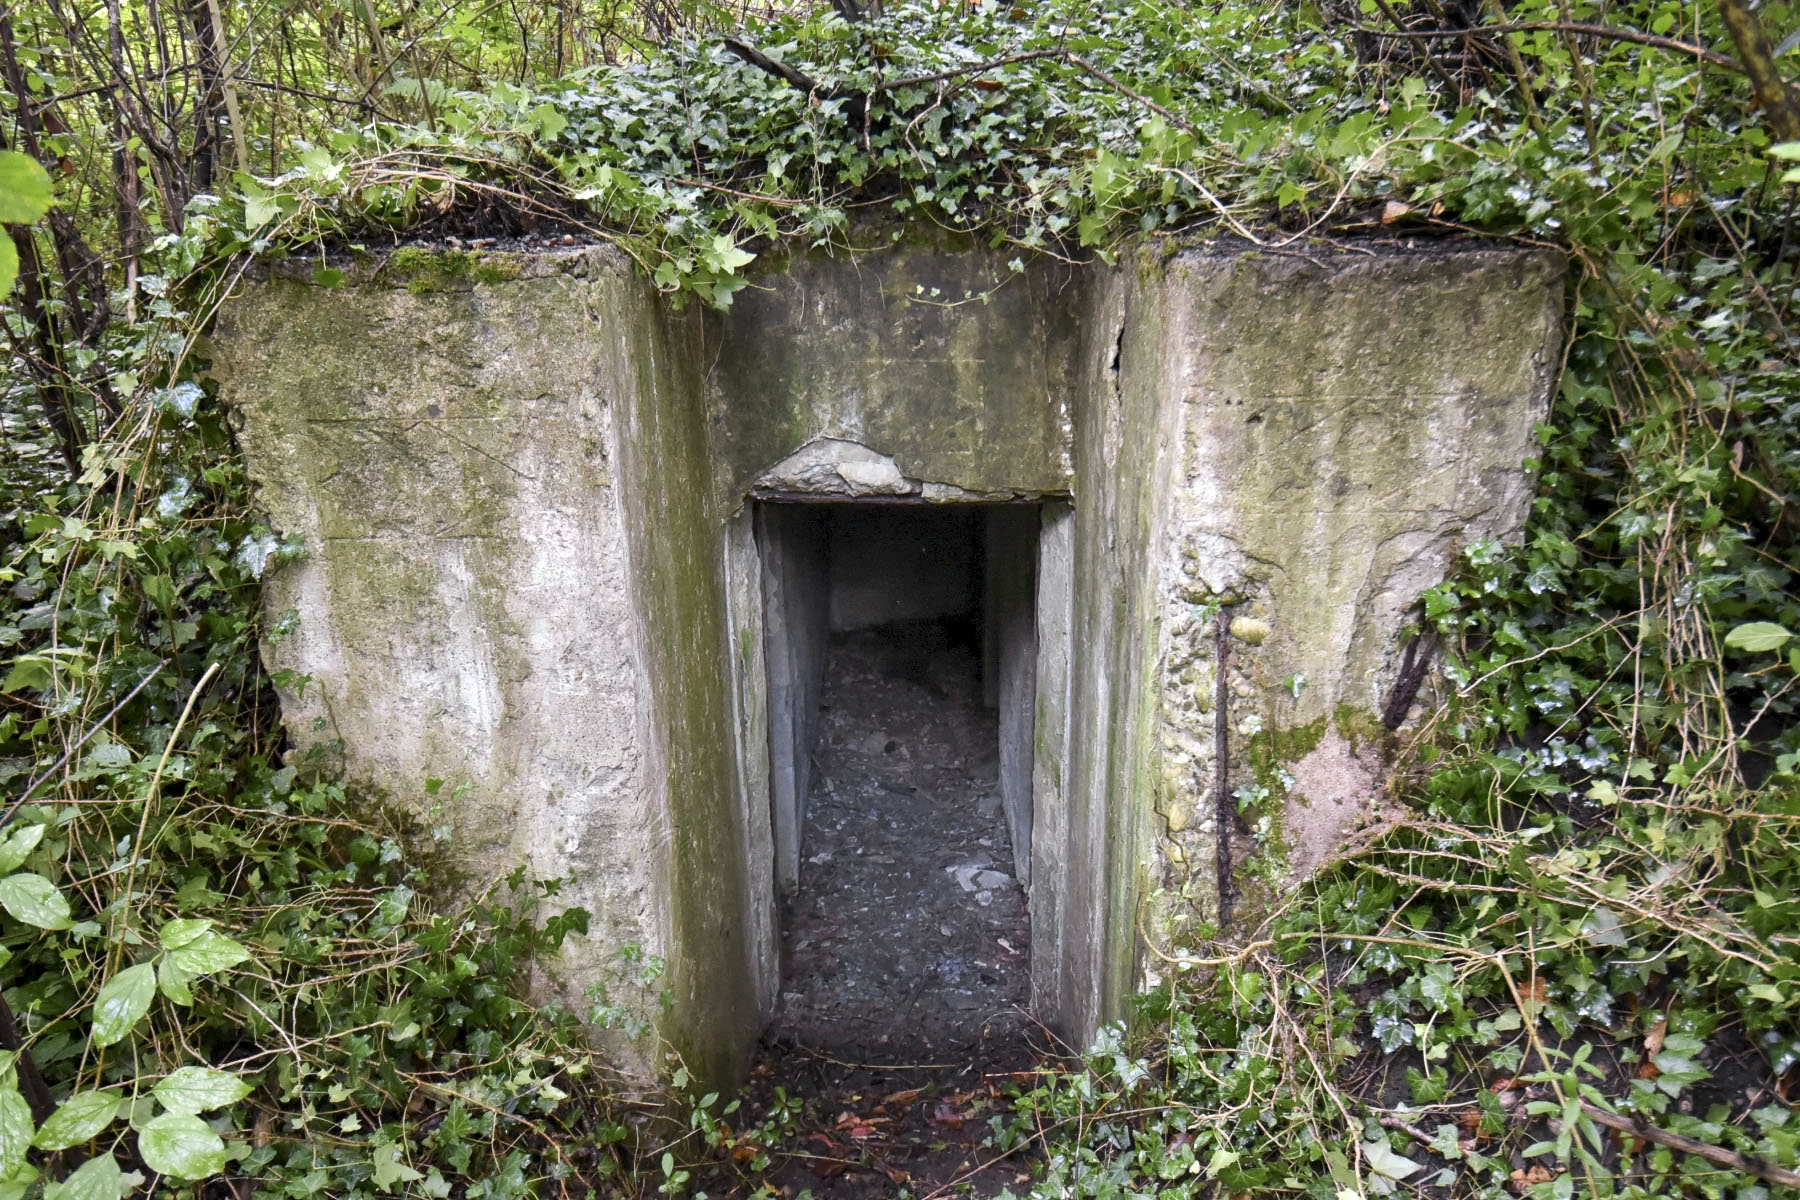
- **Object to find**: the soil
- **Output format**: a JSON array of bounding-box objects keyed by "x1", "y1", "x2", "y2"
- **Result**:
[
  {"x1": 697, "y1": 622, "x2": 1050, "y2": 1197},
  {"x1": 774, "y1": 622, "x2": 1032, "y2": 1057}
]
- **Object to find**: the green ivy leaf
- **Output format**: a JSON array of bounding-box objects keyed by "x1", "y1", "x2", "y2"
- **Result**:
[
  {"x1": 152, "y1": 1067, "x2": 250, "y2": 1116},
  {"x1": 371, "y1": 1139, "x2": 425, "y2": 1192},
  {"x1": 32, "y1": 1090, "x2": 121, "y2": 1151},
  {"x1": 91, "y1": 963, "x2": 156, "y2": 1048},
  {"x1": 0, "y1": 1088, "x2": 33, "y2": 1179},
  {"x1": 1724, "y1": 622, "x2": 1793, "y2": 652},
  {"x1": 1361, "y1": 1139, "x2": 1420, "y2": 1193},
  {"x1": 137, "y1": 1113, "x2": 226, "y2": 1180},
  {"x1": 0, "y1": 873, "x2": 73, "y2": 930},
  {"x1": 1582, "y1": 905, "x2": 1629, "y2": 948},
  {"x1": 0, "y1": 826, "x2": 45, "y2": 876},
  {"x1": 43, "y1": 1152, "x2": 123, "y2": 1200},
  {"x1": 703, "y1": 233, "x2": 754, "y2": 275},
  {"x1": 242, "y1": 189, "x2": 280, "y2": 229},
  {"x1": 0, "y1": 656, "x2": 52, "y2": 696}
]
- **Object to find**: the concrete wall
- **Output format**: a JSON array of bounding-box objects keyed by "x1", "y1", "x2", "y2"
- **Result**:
[
  {"x1": 986, "y1": 507, "x2": 1039, "y2": 883},
  {"x1": 826, "y1": 505, "x2": 981, "y2": 632},
  {"x1": 1138, "y1": 248, "x2": 1562, "y2": 957},
  {"x1": 215, "y1": 237, "x2": 1561, "y2": 1088},
  {"x1": 755, "y1": 505, "x2": 830, "y2": 894},
  {"x1": 211, "y1": 250, "x2": 771, "y2": 1084}
]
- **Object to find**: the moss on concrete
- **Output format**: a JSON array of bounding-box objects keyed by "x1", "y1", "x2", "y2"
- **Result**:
[{"x1": 385, "y1": 247, "x2": 527, "y2": 292}]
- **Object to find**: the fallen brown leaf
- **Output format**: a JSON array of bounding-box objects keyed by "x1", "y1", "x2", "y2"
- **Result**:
[
  {"x1": 1510, "y1": 1166, "x2": 1555, "y2": 1193},
  {"x1": 930, "y1": 1102, "x2": 967, "y2": 1129}
]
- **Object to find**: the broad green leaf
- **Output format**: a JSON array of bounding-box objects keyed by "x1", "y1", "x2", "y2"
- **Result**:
[
  {"x1": 0, "y1": 1088, "x2": 32, "y2": 1178},
  {"x1": 142, "y1": 574, "x2": 176, "y2": 611},
  {"x1": 153, "y1": 1067, "x2": 250, "y2": 1116},
  {"x1": 0, "y1": 151, "x2": 53, "y2": 224},
  {"x1": 0, "y1": 236, "x2": 15, "y2": 302},
  {"x1": 0, "y1": 1161, "x2": 39, "y2": 1200},
  {"x1": 156, "y1": 956, "x2": 197, "y2": 1006},
  {"x1": 1724, "y1": 622, "x2": 1793, "y2": 652},
  {"x1": 704, "y1": 233, "x2": 754, "y2": 275},
  {"x1": 529, "y1": 103, "x2": 568, "y2": 141},
  {"x1": 44, "y1": 1152, "x2": 122, "y2": 1200},
  {"x1": 0, "y1": 826, "x2": 44, "y2": 876},
  {"x1": 158, "y1": 918, "x2": 213, "y2": 950},
  {"x1": 165, "y1": 929, "x2": 250, "y2": 977},
  {"x1": 33, "y1": 1090, "x2": 121, "y2": 1150},
  {"x1": 0, "y1": 873, "x2": 72, "y2": 930},
  {"x1": 1360, "y1": 1137, "x2": 1418, "y2": 1194},
  {"x1": 137, "y1": 1113, "x2": 225, "y2": 1180},
  {"x1": 91, "y1": 963, "x2": 156, "y2": 1048}
]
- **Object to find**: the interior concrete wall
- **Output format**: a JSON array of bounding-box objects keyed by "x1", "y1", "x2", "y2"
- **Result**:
[
  {"x1": 755, "y1": 505, "x2": 831, "y2": 894},
  {"x1": 985, "y1": 507, "x2": 1039, "y2": 884},
  {"x1": 1031, "y1": 267, "x2": 1171, "y2": 1034},
  {"x1": 826, "y1": 506, "x2": 982, "y2": 632},
  {"x1": 1026, "y1": 502, "x2": 1075, "y2": 1009}
]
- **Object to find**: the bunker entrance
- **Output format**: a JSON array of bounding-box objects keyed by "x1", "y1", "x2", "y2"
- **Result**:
[{"x1": 756, "y1": 501, "x2": 1040, "y2": 1054}]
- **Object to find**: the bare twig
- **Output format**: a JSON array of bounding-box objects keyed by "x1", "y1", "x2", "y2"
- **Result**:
[
  {"x1": 1214, "y1": 607, "x2": 1234, "y2": 926},
  {"x1": 1580, "y1": 1101, "x2": 1800, "y2": 1188},
  {"x1": 1355, "y1": 21, "x2": 1739, "y2": 70},
  {"x1": 4, "y1": 659, "x2": 169, "y2": 829}
]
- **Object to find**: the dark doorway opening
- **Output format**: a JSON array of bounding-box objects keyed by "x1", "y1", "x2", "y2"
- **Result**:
[{"x1": 755, "y1": 502, "x2": 1039, "y2": 1055}]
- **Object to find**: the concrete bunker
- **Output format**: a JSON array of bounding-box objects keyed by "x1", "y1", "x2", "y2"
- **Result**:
[
  {"x1": 756, "y1": 500, "x2": 1044, "y2": 1051},
  {"x1": 213, "y1": 237, "x2": 1565, "y2": 1088}
]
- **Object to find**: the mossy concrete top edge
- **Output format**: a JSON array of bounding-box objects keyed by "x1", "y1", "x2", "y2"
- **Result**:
[{"x1": 246, "y1": 231, "x2": 1564, "y2": 294}]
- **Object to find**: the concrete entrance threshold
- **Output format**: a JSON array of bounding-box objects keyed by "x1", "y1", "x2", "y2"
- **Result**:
[{"x1": 214, "y1": 235, "x2": 1563, "y2": 1088}]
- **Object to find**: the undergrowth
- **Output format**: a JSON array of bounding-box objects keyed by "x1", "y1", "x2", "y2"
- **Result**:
[{"x1": 1, "y1": 0, "x2": 1797, "y2": 1195}]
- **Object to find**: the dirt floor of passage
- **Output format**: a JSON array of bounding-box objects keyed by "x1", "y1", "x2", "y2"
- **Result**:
[
  {"x1": 774, "y1": 622, "x2": 1031, "y2": 1057},
  {"x1": 695, "y1": 1036, "x2": 1057, "y2": 1199},
  {"x1": 701, "y1": 622, "x2": 1050, "y2": 1197}
]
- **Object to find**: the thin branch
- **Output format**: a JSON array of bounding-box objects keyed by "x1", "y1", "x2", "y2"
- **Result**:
[
  {"x1": 1715, "y1": 0, "x2": 1800, "y2": 140},
  {"x1": 1356, "y1": 21, "x2": 1740, "y2": 70},
  {"x1": 1580, "y1": 1101, "x2": 1800, "y2": 1189},
  {"x1": 879, "y1": 49, "x2": 1066, "y2": 91},
  {"x1": 1214, "y1": 607, "x2": 1234, "y2": 926},
  {"x1": 722, "y1": 36, "x2": 828, "y2": 96}
]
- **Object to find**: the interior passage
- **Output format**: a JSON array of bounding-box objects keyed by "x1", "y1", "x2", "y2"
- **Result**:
[{"x1": 759, "y1": 504, "x2": 1039, "y2": 1055}]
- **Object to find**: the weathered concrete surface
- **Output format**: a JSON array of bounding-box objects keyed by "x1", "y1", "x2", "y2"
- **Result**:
[
  {"x1": 986, "y1": 507, "x2": 1039, "y2": 884},
  {"x1": 705, "y1": 244, "x2": 1079, "y2": 505},
  {"x1": 1141, "y1": 246, "x2": 1563, "y2": 955},
  {"x1": 212, "y1": 249, "x2": 771, "y2": 1086},
  {"x1": 755, "y1": 504, "x2": 830, "y2": 894},
  {"x1": 217, "y1": 237, "x2": 1562, "y2": 1084}
]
